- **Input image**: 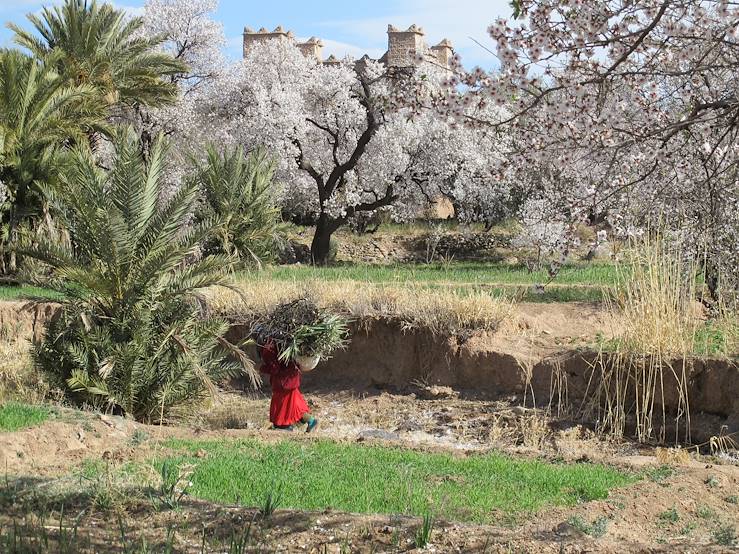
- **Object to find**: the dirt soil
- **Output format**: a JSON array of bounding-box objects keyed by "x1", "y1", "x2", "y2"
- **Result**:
[
  {"x1": 1, "y1": 300, "x2": 738, "y2": 552},
  {"x1": 1, "y1": 393, "x2": 738, "y2": 553}
]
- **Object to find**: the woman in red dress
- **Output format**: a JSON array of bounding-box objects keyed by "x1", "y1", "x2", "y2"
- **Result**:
[{"x1": 258, "y1": 340, "x2": 318, "y2": 432}]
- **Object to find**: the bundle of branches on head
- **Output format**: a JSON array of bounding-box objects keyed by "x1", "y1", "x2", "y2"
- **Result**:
[{"x1": 252, "y1": 298, "x2": 349, "y2": 370}]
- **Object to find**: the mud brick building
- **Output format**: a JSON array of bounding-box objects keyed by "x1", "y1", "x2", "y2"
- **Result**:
[{"x1": 242, "y1": 24, "x2": 453, "y2": 69}]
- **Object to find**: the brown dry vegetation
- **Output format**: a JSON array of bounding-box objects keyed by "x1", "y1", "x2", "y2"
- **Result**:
[{"x1": 207, "y1": 277, "x2": 518, "y2": 335}]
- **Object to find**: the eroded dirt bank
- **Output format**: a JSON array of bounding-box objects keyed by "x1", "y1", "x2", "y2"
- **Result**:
[
  {"x1": 5, "y1": 300, "x2": 739, "y2": 436},
  {"x1": 228, "y1": 311, "x2": 739, "y2": 436}
]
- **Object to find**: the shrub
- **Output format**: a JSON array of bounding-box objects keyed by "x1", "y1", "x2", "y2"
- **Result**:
[
  {"x1": 567, "y1": 515, "x2": 609, "y2": 538},
  {"x1": 26, "y1": 129, "x2": 256, "y2": 422},
  {"x1": 712, "y1": 524, "x2": 737, "y2": 547},
  {"x1": 192, "y1": 145, "x2": 285, "y2": 266}
]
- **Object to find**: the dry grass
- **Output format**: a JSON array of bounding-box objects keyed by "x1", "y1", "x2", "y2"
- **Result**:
[
  {"x1": 195, "y1": 394, "x2": 266, "y2": 430},
  {"x1": 586, "y1": 236, "x2": 700, "y2": 444},
  {"x1": 0, "y1": 337, "x2": 47, "y2": 405},
  {"x1": 611, "y1": 236, "x2": 701, "y2": 356},
  {"x1": 206, "y1": 277, "x2": 516, "y2": 335},
  {"x1": 516, "y1": 413, "x2": 550, "y2": 449},
  {"x1": 655, "y1": 446, "x2": 692, "y2": 465},
  {"x1": 547, "y1": 358, "x2": 569, "y2": 418}
]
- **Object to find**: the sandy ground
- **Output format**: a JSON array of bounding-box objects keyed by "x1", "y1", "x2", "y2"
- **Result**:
[
  {"x1": 1, "y1": 300, "x2": 737, "y2": 551},
  {"x1": 1, "y1": 391, "x2": 737, "y2": 553}
]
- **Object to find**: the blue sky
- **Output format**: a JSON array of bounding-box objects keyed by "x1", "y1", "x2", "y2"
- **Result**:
[{"x1": 0, "y1": 0, "x2": 512, "y2": 69}]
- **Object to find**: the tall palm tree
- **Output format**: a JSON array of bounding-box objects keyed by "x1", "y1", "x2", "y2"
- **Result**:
[
  {"x1": 0, "y1": 48, "x2": 103, "y2": 274},
  {"x1": 10, "y1": 0, "x2": 185, "y2": 110},
  {"x1": 27, "y1": 128, "x2": 257, "y2": 422}
]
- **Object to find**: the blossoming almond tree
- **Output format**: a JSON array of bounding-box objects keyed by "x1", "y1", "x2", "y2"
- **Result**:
[
  {"x1": 141, "y1": 0, "x2": 511, "y2": 265},
  {"x1": 191, "y1": 35, "x2": 496, "y2": 264},
  {"x1": 138, "y1": 0, "x2": 230, "y2": 163},
  {"x1": 435, "y1": 0, "x2": 739, "y2": 300}
]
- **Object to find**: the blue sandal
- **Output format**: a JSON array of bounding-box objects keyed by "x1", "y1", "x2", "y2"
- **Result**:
[{"x1": 306, "y1": 417, "x2": 319, "y2": 433}]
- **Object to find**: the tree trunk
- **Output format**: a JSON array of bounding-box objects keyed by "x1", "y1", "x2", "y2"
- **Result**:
[
  {"x1": 311, "y1": 213, "x2": 340, "y2": 265},
  {"x1": 704, "y1": 257, "x2": 721, "y2": 307}
]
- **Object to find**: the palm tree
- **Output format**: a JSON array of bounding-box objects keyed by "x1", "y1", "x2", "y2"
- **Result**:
[
  {"x1": 192, "y1": 145, "x2": 286, "y2": 266},
  {"x1": 27, "y1": 128, "x2": 257, "y2": 422},
  {"x1": 10, "y1": 0, "x2": 184, "y2": 110},
  {"x1": 0, "y1": 48, "x2": 103, "y2": 274}
]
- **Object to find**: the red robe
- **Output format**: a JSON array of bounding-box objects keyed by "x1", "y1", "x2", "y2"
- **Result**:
[{"x1": 259, "y1": 341, "x2": 310, "y2": 426}]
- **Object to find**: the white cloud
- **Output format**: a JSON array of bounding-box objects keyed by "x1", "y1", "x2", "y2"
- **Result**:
[
  {"x1": 298, "y1": 37, "x2": 384, "y2": 61},
  {"x1": 225, "y1": 34, "x2": 384, "y2": 62}
]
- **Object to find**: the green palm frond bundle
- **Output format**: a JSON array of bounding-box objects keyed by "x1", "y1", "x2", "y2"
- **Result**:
[
  {"x1": 252, "y1": 298, "x2": 349, "y2": 363},
  {"x1": 10, "y1": 0, "x2": 184, "y2": 109}
]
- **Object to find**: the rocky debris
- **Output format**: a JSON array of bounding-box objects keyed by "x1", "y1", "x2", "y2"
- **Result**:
[
  {"x1": 277, "y1": 240, "x2": 312, "y2": 264},
  {"x1": 356, "y1": 429, "x2": 401, "y2": 442},
  {"x1": 339, "y1": 237, "x2": 417, "y2": 264},
  {"x1": 415, "y1": 384, "x2": 459, "y2": 400},
  {"x1": 395, "y1": 419, "x2": 424, "y2": 432},
  {"x1": 554, "y1": 521, "x2": 585, "y2": 538},
  {"x1": 279, "y1": 230, "x2": 514, "y2": 265},
  {"x1": 434, "y1": 232, "x2": 511, "y2": 256},
  {"x1": 99, "y1": 414, "x2": 137, "y2": 436}
]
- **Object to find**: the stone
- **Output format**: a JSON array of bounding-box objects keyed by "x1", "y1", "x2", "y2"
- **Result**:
[
  {"x1": 357, "y1": 429, "x2": 401, "y2": 442},
  {"x1": 416, "y1": 384, "x2": 459, "y2": 400}
]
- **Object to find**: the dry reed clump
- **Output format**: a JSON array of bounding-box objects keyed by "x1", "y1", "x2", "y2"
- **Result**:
[
  {"x1": 516, "y1": 412, "x2": 550, "y2": 449},
  {"x1": 206, "y1": 277, "x2": 516, "y2": 335},
  {"x1": 585, "y1": 235, "x2": 700, "y2": 444},
  {"x1": 655, "y1": 446, "x2": 692, "y2": 465},
  {"x1": 195, "y1": 394, "x2": 265, "y2": 430},
  {"x1": 613, "y1": 237, "x2": 700, "y2": 355},
  {"x1": 0, "y1": 337, "x2": 49, "y2": 404}
]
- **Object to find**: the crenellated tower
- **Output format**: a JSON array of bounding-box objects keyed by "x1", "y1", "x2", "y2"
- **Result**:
[
  {"x1": 431, "y1": 38, "x2": 454, "y2": 67},
  {"x1": 243, "y1": 23, "x2": 453, "y2": 69},
  {"x1": 296, "y1": 37, "x2": 324, "y2": 61}
]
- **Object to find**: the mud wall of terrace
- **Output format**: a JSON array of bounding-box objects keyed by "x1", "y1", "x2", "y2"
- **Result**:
[
  {"x1": 229, "y1": 319, "x2": 739, "y2": 428},
  {"x1": 5, "y1": 302, "x2": 738, "y2": 430}
]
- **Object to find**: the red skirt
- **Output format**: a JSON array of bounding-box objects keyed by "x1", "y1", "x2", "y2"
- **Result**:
[{"x1": 270, "y1": 388, "x2": 310, "y2": 426}]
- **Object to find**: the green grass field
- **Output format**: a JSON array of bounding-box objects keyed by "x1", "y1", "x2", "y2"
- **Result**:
[
  {"x1": 0, "y1": 285, "x2": 62, "y2": 301},
  {"x1": 0, "y1": 262, "x2": 617, "y2": 304},
  {"x1": 163, "y1": 438, "x2": 635, "y2": 523},
  {"x1": 256, "y1": 261, "x2": 621, "y2": 287},
  {"x1": 0, "y1": 402, "x2": 49, "y2": 432},
  {"x1": 238, "y1": 261, "x2": 618, "y2": 303}
]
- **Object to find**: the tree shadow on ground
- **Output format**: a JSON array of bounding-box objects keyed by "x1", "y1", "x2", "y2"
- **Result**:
[{"x1": 0, "y1": 474, "x2": 435, "y2": 552}]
